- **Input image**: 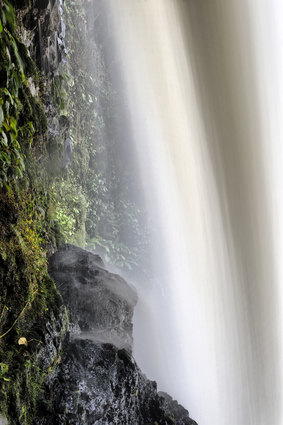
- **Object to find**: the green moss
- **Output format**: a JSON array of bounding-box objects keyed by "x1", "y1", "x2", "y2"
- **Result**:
[
  {"x1": 18, "y1": 84, "x2": 47, "y2": 136},
  {"x1": 17, "y1": 41, "x2": 38, "y2": 80},
  {"x1": 165, "y1": 411, "x2": 177, "y2": 425},
  {"x1": 0, "y1": 176, "x2": 69, "y2": 422}
]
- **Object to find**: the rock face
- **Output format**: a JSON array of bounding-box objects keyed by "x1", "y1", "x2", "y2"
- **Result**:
[
  {"x1": 17, "y1": 0, "x2": 67, "y2": 75},
  {"x1": 15, "y1": 0, "x2": 72, "y2": 174},
  {"x1": 39, "y1": 245, "x2": 198, "y2": 425},
  {"x1": 0, "y1": 414, "x2": 8, "y2": 425},
  {"x1": 48, "y1": 244, "x2": 137, "y2": 351}
]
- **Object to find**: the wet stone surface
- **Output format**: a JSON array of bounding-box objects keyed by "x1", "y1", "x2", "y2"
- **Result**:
[
  {"x1": 34, "y1": 245, "x2": 198, "y2": 424},
  {"x1": 48, "y1": 244, "x2": 138, "y2": 351}
]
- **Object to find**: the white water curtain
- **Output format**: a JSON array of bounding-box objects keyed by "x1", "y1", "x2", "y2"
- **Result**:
[{"x1": 106, "y1": 1, "x2": 283, "y2": 424}]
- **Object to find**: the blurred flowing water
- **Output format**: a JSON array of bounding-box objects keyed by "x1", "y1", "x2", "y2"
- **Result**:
[{"x1": 105, "y1": 1, "x2": 283, "y2": 424}]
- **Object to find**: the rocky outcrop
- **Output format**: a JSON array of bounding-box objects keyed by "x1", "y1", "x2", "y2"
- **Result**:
[
  {"x1": 48, "y1": 244, "x2": 137, "y2": 351},
  {"x1": 0, "y1": 414, "x2": 8, "y2": 425},
  {"x1": 38, "y1": 245, "x2": 198, "y2": 425},
  {"x1": 15, "y1": 0, "x2": 72, "y2": 174},
  {"x1": 16, "y1": 0, "x2": 67, "y2": 75}
]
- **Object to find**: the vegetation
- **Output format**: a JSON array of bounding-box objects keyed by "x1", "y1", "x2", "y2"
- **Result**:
[
  {"x1": 0, "y1": 1, "x2": 67, "y2": 422},
  {"x1": 53, "y1": 0, "x2": 152, "y2": 278},
  {"x1": 0, "y1": 0, "x2": 28, "y2": 187},
  {"x1": 0, "y1": 175, "x2": 67, "y2": 422}
]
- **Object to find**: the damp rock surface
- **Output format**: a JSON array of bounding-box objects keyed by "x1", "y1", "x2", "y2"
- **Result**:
[
  {"x1": 0, "y1": 414, "x2": 8, "y2": 425},
  {"x1": 40, "y1": 245, "x2": 198, "y2": 425},
  {"x1": 35, "y1": 338, "x2": 198, "y2": 425},
  {"x1": 17, "y1": 0, "x2": 67, "y2": 74},
  {"x1": 48, "y1": 244, "x2": 138, "y2": 350}
]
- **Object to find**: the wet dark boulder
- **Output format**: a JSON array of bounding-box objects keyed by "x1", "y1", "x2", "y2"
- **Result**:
[
  {"x1": 38, "y1": 245, "x2": 198, "y2": 425},
  {"x1": 48, "y1": 244, "x2": 138, "y2": 351},
  {"x1": 35, "y1": 338, "x2": 198, "y2": 425}
]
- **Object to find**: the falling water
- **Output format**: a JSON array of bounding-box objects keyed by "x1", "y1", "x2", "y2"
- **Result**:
[
  {"x1": 105, "y1": 1, "x2": 283, "y2": 425},
  {"x1": 54, "y1": 30, "x2": 58, "y2": 67},
  {"x1": 47, "y1": 36, "x2": 50, "y2": 75}
]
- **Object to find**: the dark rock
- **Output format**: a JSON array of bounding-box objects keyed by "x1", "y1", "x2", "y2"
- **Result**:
[
  {"x1": 0, "y1": 414, "x2": 8, "y2": 425},
  {"x1": 35, "y1": 305, "x2": 69, "y2": 371},
  {"x1": 15, "y1": 0, "x2": 67, "y2": 75},
  {"x1": 158, "y1": 392, "x2": 198, "y2": 425},
  {"x1": 35, "y1": 338, "x2": 193, "y2": 425},
  {"x1": 48, "y1": 244, "x2": 137, "y2": 351},
  {"x1": 41, "y1": 245, "x2": 198, "y2": 425}
]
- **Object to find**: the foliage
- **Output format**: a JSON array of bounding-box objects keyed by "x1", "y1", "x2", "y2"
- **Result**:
[
  {"x1": 51, "y1": 73, "x2": 69, "y2": 114},
  {"x1": 57, "y1": 0, "x2": 152, "y2": 278},
  {"x1": 0, "y1": 2, "x2": 26, "y2": 185},
  {"x1": 0, "y1": 0, "x2": 15, "y2": 32},
  {"x1": 51, "y1": 169, "x2": 88, "y2": 245},
  {"x1": 0, "y1": 181, "x2": 54, "y2": 323},
  {"x1": 86, "y1": 184, "x2": 150, "y2": 273},
  {"x1": 0, "y1": 0, "x2": 47, "y2": 188}
]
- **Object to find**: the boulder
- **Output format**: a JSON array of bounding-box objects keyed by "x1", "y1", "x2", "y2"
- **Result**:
[
  {"x1": 38, "y1": 245, "x2": 198, "y2": 425},
  {"x1": 48, "y1": 244, "x2": 137, "y2": 351}
]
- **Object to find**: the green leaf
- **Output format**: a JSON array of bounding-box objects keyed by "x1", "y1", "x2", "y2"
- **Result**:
[
  {"x1": 0, "y1": 363, "x2": 8, "y2": 374},
  {"x1": 3, "y1": 1, "x2": 15, "y2": 30},
  {"x1": 9, "y1": 72, "x2": 19, "y2": 97},
  {"x1": 4, "y1": 88, "x2": 13, "y2": 104},
  {"x1": 12, "y1": 139, "x2": 20, "y2": 150},
  {"x1": 28, "y1": 121, "x2": 35, "y2": 133},
  {"x1": 9, "y1": 116, "x2": 17, "y2": 137},
  {"x1": 5, "y1": 46, "x2": 11, "y2": 63},
  {"x1": 13, "y1": 148, "x2": 21, "y2": 159},
  {"x1": 13, "y1": 166, "x2": 23, "y2": 178},
  {"x1": 3, "y1": 121, "x2": 10, "y2": 132},
  {"x1": 0, "y1": 106, "x2": 3, "y2": 126},
  {"x1": 0, "y1": 151, "x2": 10, "y2": 163},
  {"x1": 2, "y1": 181, "x2": 11, "y2": 192},
  {"x1": 1, "y1": 131, "x2": 8, "y2": 146}
]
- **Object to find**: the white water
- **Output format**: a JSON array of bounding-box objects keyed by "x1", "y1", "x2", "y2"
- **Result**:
[{"x1": 106, "y1": 1, "x2": 283, "y2": 424}]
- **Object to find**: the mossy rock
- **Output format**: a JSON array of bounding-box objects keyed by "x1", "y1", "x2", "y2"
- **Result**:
[
  {"x1": 17, "y1": 41, "x2": 38, "y2": 80},
  {"x1": 18, "y1": 85, "x2": 47, "y2": 135}
]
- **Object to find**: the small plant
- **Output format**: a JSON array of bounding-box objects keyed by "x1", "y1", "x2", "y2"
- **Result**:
[
  {"x1": 51, "y1": 73, "x2": 69, "y2": 113},
  {"x1": 0, "y1": 363, "x2": 9, "y2": 381},
  {"x1": 0, "y1": 0, "x2": 27, "y2": 186},
  {"x1": 165, "y1": 411, "x2": 177, "y2": 425}
]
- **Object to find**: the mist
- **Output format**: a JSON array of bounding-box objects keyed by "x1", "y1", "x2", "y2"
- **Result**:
[{"x1": 104, "y1": 1, "x2": 283, "y2": 424}]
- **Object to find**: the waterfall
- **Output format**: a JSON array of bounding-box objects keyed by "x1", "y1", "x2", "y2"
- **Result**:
[
  {"x1": 47, "y1": 36, "x2": 50, "y2": 75},
  {"x1": 105, "y1": 1, "x2": 283, "y2": 424}
]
